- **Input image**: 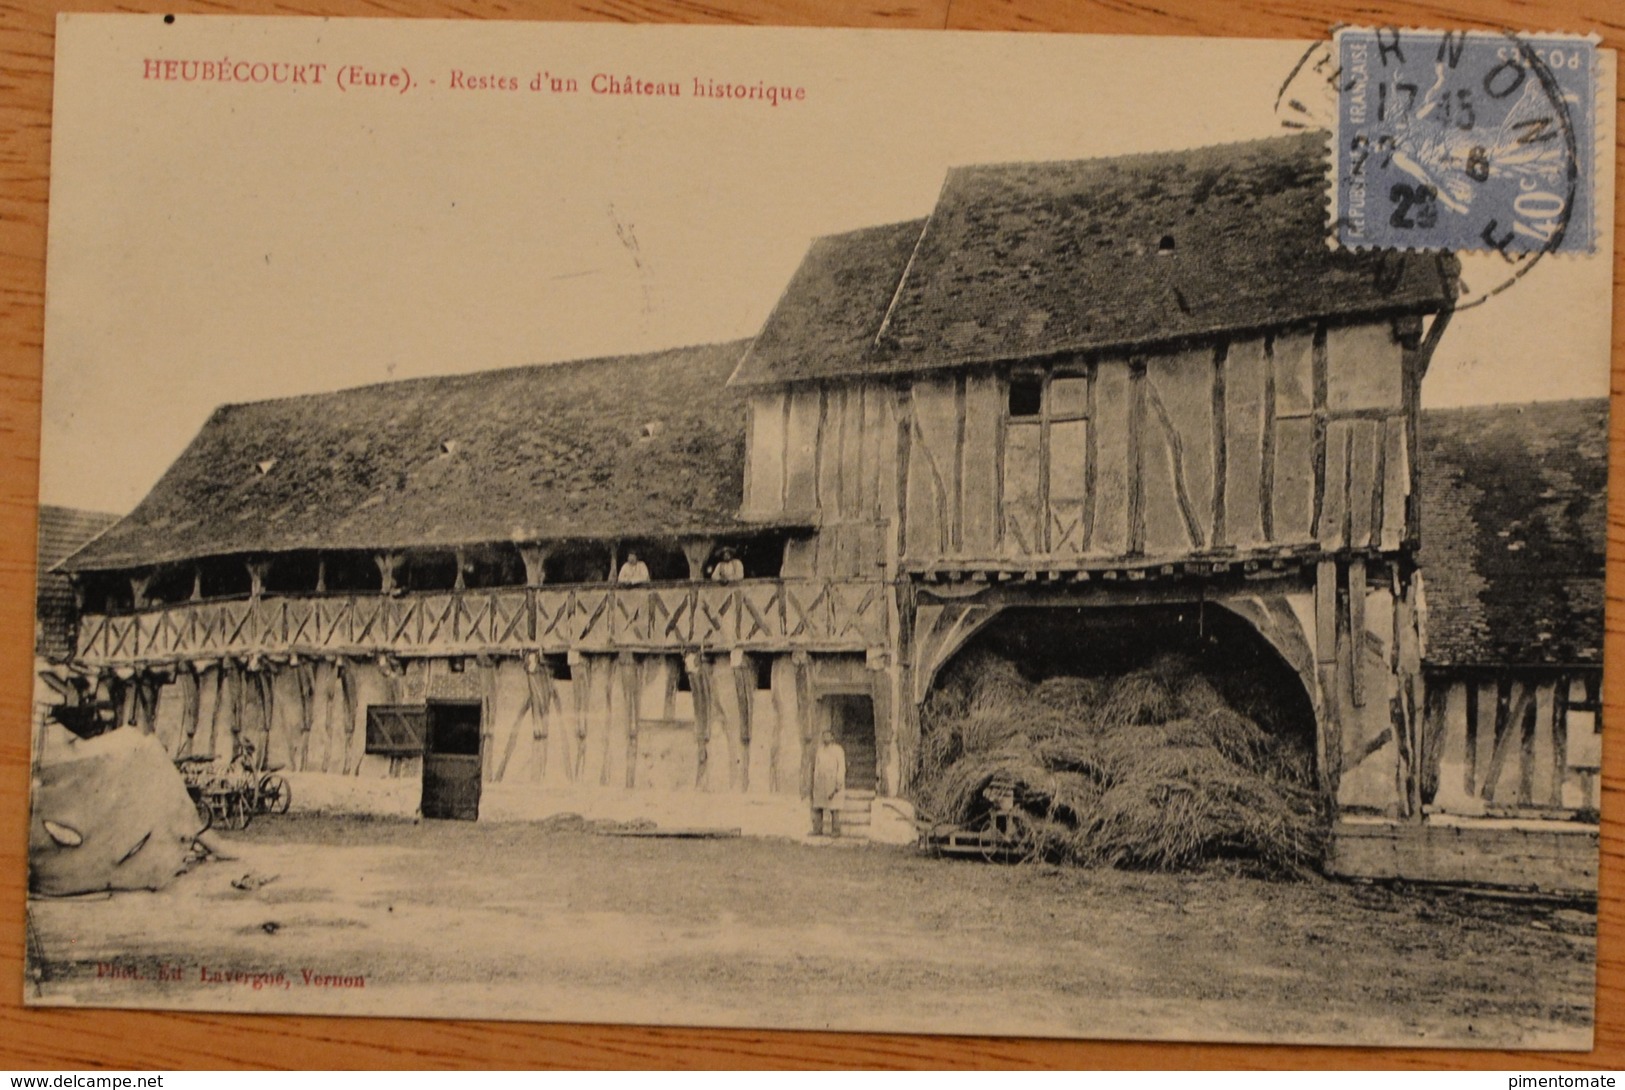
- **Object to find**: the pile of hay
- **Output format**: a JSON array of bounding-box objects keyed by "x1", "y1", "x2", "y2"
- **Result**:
[{"x1": 916, "y1": 650, "x2": 1325, "y2": 874}]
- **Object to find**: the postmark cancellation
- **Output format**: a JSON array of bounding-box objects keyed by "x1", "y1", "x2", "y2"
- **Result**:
[{"x1": 1332, "y1": 27, "x2": 1598, "y2": 256}]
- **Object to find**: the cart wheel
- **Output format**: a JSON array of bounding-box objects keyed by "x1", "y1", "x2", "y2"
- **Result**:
[
  {"x1": 1009, "y1": 811, "x2": 1043, "y2": 864},
  {"x1": 193, "y1": 796, "x2": 213, "y2": 834},
  {"x1": 215, "y1": 791, "x2": 252, "y2": 831},
  {"x1": 977, "y1": 811, "x2": 1014, "y2": 864},
  {"x1": 259, "y1": 774, "x2": 292, "y2": 815},
  {"x1": 978, "y1": 810, "x2": 1039, "y2": 864}
]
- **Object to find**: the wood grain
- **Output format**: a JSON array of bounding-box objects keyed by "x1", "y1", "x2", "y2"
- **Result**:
[{"x1": 3, "y1": 0, "x2": 1623, "y2": 1069}]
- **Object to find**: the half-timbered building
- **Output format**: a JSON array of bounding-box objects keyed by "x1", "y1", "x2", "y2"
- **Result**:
[{"x1": 53, "y1": 134, "x2": 1601, "y2": 887}]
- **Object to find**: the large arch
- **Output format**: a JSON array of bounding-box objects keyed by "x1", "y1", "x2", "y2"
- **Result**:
[{"x1": 909, "y1": 586, "x2": 1323, "y2": 782}]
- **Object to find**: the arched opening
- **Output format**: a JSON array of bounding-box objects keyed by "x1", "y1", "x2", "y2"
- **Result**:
[{"x1": 915, "y1": 602, "x2": 1322, "y2": 872}]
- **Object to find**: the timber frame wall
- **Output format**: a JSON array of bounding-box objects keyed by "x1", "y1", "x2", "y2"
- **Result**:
[
  {"x1": 67, "y1": 314, "x2": 1493, "y2": 825},
  {"x1": 736, "y1": 314, "x2": 1444, "y2": 815}
]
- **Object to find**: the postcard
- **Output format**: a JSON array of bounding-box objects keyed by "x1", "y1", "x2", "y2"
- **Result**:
[{"x1": 26, "y1": 16, "x2": 1615, "y2": 1048}]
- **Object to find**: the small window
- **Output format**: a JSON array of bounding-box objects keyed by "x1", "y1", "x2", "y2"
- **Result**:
[
  {"x1": 1008, "y1": 376, "x2": 1043, "y2": 418},
  {"x1": 366, "y1": 705, "x2": 427, "y2": 756},
  {"x1": 752, "y1": 654, "x2": 774, "y2": 691},
  {"x1": 675, "y1": 657, "x2": 692, "y2": 693},
  {"x1": 544, "y1": 654, "x2": 572, "y2": 682}
]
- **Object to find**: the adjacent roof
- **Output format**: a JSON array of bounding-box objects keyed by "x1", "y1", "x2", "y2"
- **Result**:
[
  {"x1": 733, "y1": 134, "x2": 1458, "y2": 387},
  {"x1": 61, "y1": 342, "x2": 759, "y2": 573},
  {"x1": 36, "y1": 505, "x2": 119, "y2": 658},
  {"x1": 738, "y1": 220, "x2": 926, "y2": 388},
  {"x1": 1417, "y1": 399, "x2": 1609, "y2": 669}
]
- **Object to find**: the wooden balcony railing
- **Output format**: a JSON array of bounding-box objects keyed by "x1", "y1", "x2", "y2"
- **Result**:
[{"x1": 72, "y1": 579, "x2": 891, "y2": 667}]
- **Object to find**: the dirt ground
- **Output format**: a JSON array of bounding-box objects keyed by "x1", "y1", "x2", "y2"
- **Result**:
[{"x1": 25, "y1": 814, "x2": 1596, "y2": 1048}]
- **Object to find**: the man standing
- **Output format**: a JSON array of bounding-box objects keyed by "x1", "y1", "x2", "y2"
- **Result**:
[{"x1": 811, "y1": 728, "x2": 846, "y2": 837}]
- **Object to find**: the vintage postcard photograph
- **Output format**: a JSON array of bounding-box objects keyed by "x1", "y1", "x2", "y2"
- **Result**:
[{"x1": 25, "y1": 17, "x2": 1616, "y2": 1048}]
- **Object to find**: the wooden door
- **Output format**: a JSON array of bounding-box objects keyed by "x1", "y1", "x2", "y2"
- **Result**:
[
  {"x1": 823, "y1": 694, "x2": 876, "y2": 792},
  {"x1": 421, "y1": 700, "x2": 482, "y2": 821}
]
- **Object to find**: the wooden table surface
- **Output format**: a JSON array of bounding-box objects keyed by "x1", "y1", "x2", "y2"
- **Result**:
[{"x1": 2, "y1": 0, "x2": 1622, "y2": 1070}]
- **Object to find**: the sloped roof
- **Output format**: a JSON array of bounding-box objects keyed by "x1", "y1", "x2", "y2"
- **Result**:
[
  {"x1": 1417, "y1": 399, "x2": 1609, "y2": 669},
  {"x1": 61, "y1": 342, "x2": 759, "y2": 573},
  {"x1": 36, "y1": 505, "x2": 120, "y2": 658},
  {"x1": 734, "y1": 220, "x2": 927, "y2": 387},
  {"x1": 733, "y1": 134, "x2": 1457, "y2": 386}
]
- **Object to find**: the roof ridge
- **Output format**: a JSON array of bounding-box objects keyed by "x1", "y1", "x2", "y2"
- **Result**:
[
  {"x1": 215, "y1": 338, "x2": 753, "y2": 414},
  {"x1": 939, "y1": 131, "x2": 1326, "y2": 178}
]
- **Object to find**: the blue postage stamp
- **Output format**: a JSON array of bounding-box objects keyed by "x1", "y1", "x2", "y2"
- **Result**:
[{"x1": 1333, "y1": 27, "x2": 1597, "y2": 254}]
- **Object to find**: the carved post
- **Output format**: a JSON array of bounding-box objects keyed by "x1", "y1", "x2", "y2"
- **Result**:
[
  {"x1": 374, "y1": 552, "x2": 401, "y2": 594},
  {"x1": 454, "y1": 547, "x2": 467, "y2": 591},
  {"x1": 190, "y1": 567, "x2": 203, "y2": 602},
  {"x1": 246, "y1": 560, "x2": 270, "y2": 600},
  {"x1": 680, "y1": 538, "x2": 715, "y2": 582},
  {"x1": 314, "y1": 558, "x2": 327, "y2": 594},
  {"x1": 519, "y1": 545, "x2": 550, "y2": 587},
  {"x1": 129, "y1": 572, "x2": 154, "y2": 610}
]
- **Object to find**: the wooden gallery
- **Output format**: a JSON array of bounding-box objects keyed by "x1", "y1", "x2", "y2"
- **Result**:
[{"x1": 52, "y1": 135, "x2": 1604, "y2": 889}]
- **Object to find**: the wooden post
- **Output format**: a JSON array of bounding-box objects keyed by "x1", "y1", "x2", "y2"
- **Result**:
[
  {"x1": 680, "y1": 539, "x2": 715, "y2": 582},
  {"x1": 315, "y1": 558, "x2": 327, "y2": 594},
  {"x1": 794, "y1": 650, "x2": 815, "y2": 798},
  {"x1": 374, "y1": 552, "x2": 401, "y2": 594},
  {"x1": 178, "y1": 665, "x2": 202, "y2": 757},
  {"x1": 690, "y1": 653, "x2": 711, "y2": 790},
  {"x1": 190, "y1": 567, "x2": 203, "y2": 602},
  {"x1": 1314, "y1": 559, "x2": 1341, "y2": 800},
  {"x1": 295, "y1": 660, "x2": 316, "y2": 772},
  {"x1": 732, "y1": 657, "x2": 754, "y2": 793},
  {"x1": 129, "y1": 573, "x2": 154, "y2": 610},
  {"x1": 454, "y1": 548, "x2": 467, "y2": 591},
  {"x1": 246, "y1": 561, "x2": 270, "y2": 600},
  {"x1": 1348, "y1": 557, "x2": 1366, "y2": 707},
  {"x1": 519, "y1": 545, "x2": 550, "y2": 587},
  {"x1": 621, "y1": 652, "x2": 640, "y2": 789}
]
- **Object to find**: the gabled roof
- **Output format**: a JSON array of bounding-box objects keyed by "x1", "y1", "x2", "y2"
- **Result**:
[
  {"x1": 1417, "y1": 399, "x2": 1609, "y2": 669},
  {"x1": 36, "y1": 505, "x2": 120, "y2": 658},
  {"x1": 732, "y1": 134, "x2": 1457, "y2": 387},
  {"x1": 61, "y1": 342, "x2": 760, "y2": 573},
  {"x1": 733, "y1": 220, "x2": 926, "y2": 387}
]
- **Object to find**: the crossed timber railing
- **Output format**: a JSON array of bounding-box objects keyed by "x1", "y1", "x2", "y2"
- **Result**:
[{"x1": 73, "y1": 579, "x2": 890, "y2": 668}]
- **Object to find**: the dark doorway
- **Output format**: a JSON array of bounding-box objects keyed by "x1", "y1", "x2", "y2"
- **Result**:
[
  {"x1": 822, "y1": 694, "x2": 876, "y2": 792},
  {"x1": 421, "y1": 700, "x2": 482, "y2": 821}
]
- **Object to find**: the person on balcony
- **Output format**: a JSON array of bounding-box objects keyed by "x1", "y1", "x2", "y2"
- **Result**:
[
  {"x1": 709, "y1": 547, "x2": 745, "y2": 584},
  {"x1": 616, "y1": 550, "x2": 650, "y2": 585},
  {"x1": 811, "y1": 729, "x2": 846, "y2": 838}
]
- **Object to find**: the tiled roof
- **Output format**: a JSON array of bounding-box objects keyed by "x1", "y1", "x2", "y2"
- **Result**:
[
  {"x1": 61, "y1": 342, "x2": 759, "y2": 572},
  {"x1": 733, "y1": 134, "x2": 1457, "y2": 386},
  {"x1": 36, "y1": 505, "x2": 119, "y2": 658}
]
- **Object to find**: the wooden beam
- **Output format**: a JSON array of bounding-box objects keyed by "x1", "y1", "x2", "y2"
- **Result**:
[
  {"x1": 1314, "y1": 560, "x2": 1337, "y2": 666},
  {"x1": 1348, "y1": 557, "x2": 1366, "y2": 707},
  {"x1": 519, "y1": 544, "x2": 550, "y2": 586},
  {"x1": 373, "y1": 552, "x2": 401, "y2": 594},
  {"x1": 680, "y1": 538, "x2": 715, "y2": 582},
  {"x1": 1128, "y1": 358, "x2": 1146, "y2": 556}
]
